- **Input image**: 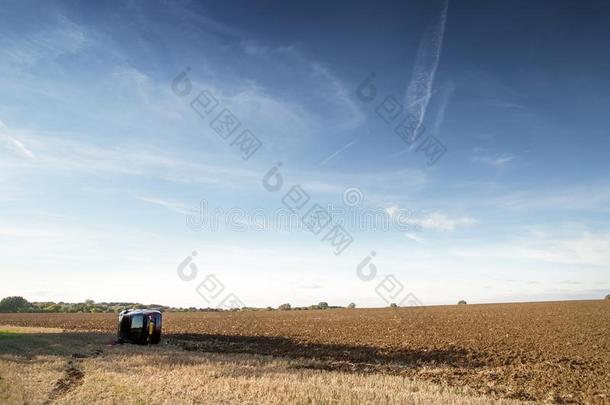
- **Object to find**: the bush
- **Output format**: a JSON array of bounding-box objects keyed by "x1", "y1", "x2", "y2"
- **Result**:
[
  {"x1": 278, "y1": 303, "x2": 291, "y2": 310},
  {"x1": 317, "y1": 302, "x2": 329, "y2": 310},
  {"x1": 457, "y1": 300, "x2": 467, "y2": 305},
  {"x1": 390, "y1": 303, "x2": 398, "y2": 308},
  {"x1": 605, "y1": 294, "x2": 610, "y2": 300},
  {"x1": 347, "y1": 302, "x2": 356, "y2": 309}
]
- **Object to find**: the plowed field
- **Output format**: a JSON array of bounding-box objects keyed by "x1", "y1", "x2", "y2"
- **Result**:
[{"x1": 1, "y1": 300, "x2": 608, "y2": 404}]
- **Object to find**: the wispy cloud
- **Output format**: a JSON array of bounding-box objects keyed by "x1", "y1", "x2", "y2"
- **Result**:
[
  {"x1": 226, "y1": 43, "x2": 365, "y2": 139},
  {"x1": 0, "y1": 13, "x2": 88, "y2": 67},
  {"x1": 0, "y1": 124, "x2": 35, "y2": 159},
  {"x1": 137, "y1": 196, "x2": 191, "y2": 215},
  {"x1": 450, "y1": 230, "x2": 610, "y2": 267},
  {"x1": 164, "y1": 1, "x2": 244, "y2": 38},
  {"x1": 403, "y1": 0, "x2": 450, "y2": 130},
  {"x1": 492, "y1": 183, "x2": 610, "y2": 212},
  {"x1": 431, "y1": 80, "x2": 455, "y2": 139},
  {"x1": 0, "y1": 129, "x2": 264, "y2": 187},
  {"x1": 385, "y1": 205, "x2": 476, "y2": 233},
  {"x1": 410, "y1": 211, "x2": 477, "y2": 231},
  {"x1": 0, "y1": 125, "x2": 430, "y2": 206},
  {"x1": 298, "y1": 168, "x2": 429, "y2": 199},
  {"x1": 405, "y1": 232, "x2": 426, "y2": 243},
  {"x1": 471, "y1": 151, "x2": 515, "y2": 168}
]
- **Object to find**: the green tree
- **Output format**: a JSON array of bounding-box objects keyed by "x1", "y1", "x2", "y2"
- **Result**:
[
  {"x1": 347, "y1": 302, "x2": 356, "y2": 309},
  {"x1": 278, "y1": 303, "x2": 291, "y2": 310},
  {"x1": 46, "y1": 304, "x2": 62, "y2": 312},
  {"x1": 317, "y1": 302, "x2": 329, "y2": 310},
  {"x1": 0, "y1": 296, "x2": 31, "y2": 312}
]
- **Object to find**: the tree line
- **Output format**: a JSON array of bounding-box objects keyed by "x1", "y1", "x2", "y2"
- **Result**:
[{"x1": 0, "y1": 297, "x2": 358, "y2": 313}]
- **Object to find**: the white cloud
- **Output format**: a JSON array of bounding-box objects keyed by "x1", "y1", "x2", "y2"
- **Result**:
[
  {"x1": 411, "y1": 212, "x2": 477, "y2": 231},
  {"x1": 0, "y1": 121, "x2": 433, "y2": 208},
  {"x1": 471, "y1": 150, "x2": 515, "y2": 167},
  {"x1": 165, "y1": 1, "x2": 243, "y2": 38},
  {"x1": 450, "y1": 231, "x2": 610, "y2": 268},
  {"x1": 228, "y1": 43, "x2": 365, "y2": 136},
  {"x1": 403, "y1": 0, "x2": 449, "y2": 129},
  {"x1": 405, "y1": 233, "x2": 425, "y2": 243},
  {"x1": 0, "y1": 125, "x2": 35, "y2": 159},
  {"x1": 0, "y1": 129, "x2": 264, "y2": 188},
  {"x1": 0, "y1": 13, "x2": 87, "y2": 67},
  {"x1": 492, "y1": 183, "x2": 610, "y2": 212},
  {"x1": 386, "y1": 206, "x2": 398, "y2": 217},
  {"x1": 138, "y1": 196, "x2": 191, "y2": 215},
  {"x1": 303, "y1": 170, "x2": 429, "y2": 204}
]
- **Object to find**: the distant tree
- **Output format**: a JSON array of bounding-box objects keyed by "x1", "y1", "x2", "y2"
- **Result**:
[
  {"x1": 317, "y1": 302, "x2": 329, "y2": 310},
  {"x1": 84, "y1": 299, "x2": 95, "y2": 305},
  {"x1": 278, "y1": 303, "x2": 291, "y2": 310},
  {"x1": 0, "y1": 296, "x2": 31, "y2": 312},
  {"x1": 605, "y1": 294, "x2": 610, "y2": 300},
  {"x1": 265, "y1": 306, "x2": 274, "y2": 311},
  {"x1": 390, "y1": 303, "x2": 398, "y2": 308},
  {"x1": 347, "y1": 302, "x2": 356, "y2": 309},
  {"x1": 44, "y1": 304, "x2": 62, "y2": 312},
  {"x1": 457, "y1": 300, "x2": 467, "y2": 305}
]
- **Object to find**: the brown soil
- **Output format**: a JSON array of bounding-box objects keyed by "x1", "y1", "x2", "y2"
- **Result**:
[
  {"x1": 2, "y1": 300, "x2": 608, "y2": 404},
  {"x1": 46, "y1": 360, "x2": 84, "y2": 403}
]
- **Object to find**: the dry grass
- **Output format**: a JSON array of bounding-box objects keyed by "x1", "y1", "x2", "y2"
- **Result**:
[
  {"x1": 0, "y1": 325, "x2": 63, "y2": 334},
  {"x1": 0, "y1": 327, "x2": 526, "y2": 405}
]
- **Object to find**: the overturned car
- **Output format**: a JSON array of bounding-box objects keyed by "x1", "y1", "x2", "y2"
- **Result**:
[{"x1": 117, "y1": 309, "x2": 162, "y2": 345}]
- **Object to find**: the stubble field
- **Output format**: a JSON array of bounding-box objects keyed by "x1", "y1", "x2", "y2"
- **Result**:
[{"x1": 1, "y1": 300, "x2": 608, "y2": 404}]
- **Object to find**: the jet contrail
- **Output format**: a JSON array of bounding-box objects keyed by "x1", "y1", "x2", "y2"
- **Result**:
[
  {"x1": 317, "y1": 139, "x2": 358, "y2": 168},
  {"x1": 432, "y1": 80, "x2": 455, "y2": 139},
  {"x1": 403, "y1": 0, "x2": 450, "y2": 133},
  {"x1": 389, "y1": 80, "x2": 453, "y2": 158}
]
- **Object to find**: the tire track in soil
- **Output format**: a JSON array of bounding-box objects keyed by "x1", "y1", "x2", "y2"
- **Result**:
[
  {"x1": 45, "y1": 360, "x2": 84, "y2": 404},
  {"x1": 44, "y1": 349, "x2": 102, "y2": 403}
]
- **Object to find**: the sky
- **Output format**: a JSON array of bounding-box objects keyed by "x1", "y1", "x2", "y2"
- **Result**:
[{"x1": 1, "y1": 0, "x2": 609, "y2": 308}]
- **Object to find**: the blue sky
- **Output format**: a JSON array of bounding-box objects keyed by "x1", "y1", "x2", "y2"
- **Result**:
[{"x1": 1, "y1": 0, "x2": 608, "y2": 307}]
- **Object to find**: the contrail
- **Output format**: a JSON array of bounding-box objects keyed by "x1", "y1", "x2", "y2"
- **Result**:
[
  {"x1": 317, "y1": 139, "x2": 358, "y2": 168},
  {"x1": 432, "y1": 80, "x2": 455, "y2": 138},
  {"x1": 403, "y1": 0, "x2": 450, "y2": 133},
  {"x1": 389, "y1": 81, "x2": 452, "y2": 158}
]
